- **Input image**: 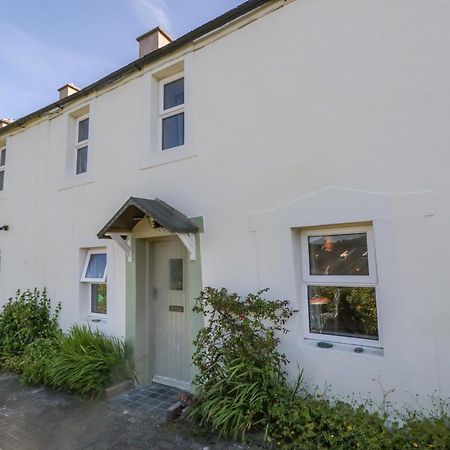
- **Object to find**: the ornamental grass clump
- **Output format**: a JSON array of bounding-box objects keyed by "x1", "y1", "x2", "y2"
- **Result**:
[
  {"x1": 47, "y1": 324, "x2": 135, "y2": 397},
  {"x1": 188, "y1": 287, "x2": 296, "y2": 440}
]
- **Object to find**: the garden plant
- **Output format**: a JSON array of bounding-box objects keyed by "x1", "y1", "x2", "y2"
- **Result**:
[
  {"x1": 189, "y1": 287, "x2": 450, "y2": 449},
  {"x1": 0, "y1": 289, "x2": 134, "y2": 397}
]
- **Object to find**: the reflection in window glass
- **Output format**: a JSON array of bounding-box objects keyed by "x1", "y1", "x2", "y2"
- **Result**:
[
  {"x1": 91, "y1": 284, "x2": 107, "y2": 314},
  {"x1": 308, "y1": 233, "x2": 369, "y2": 276},
  {"x1": 85, "y1": 253, "x2": 107, "y2": 280},
  {"x1": 76, "y1": 146, "x2": 88, "y2": 174},
  {"x1": 78, "y1": 118, "x2": 89, "y2": 143},
  {"x1": 169, "y1": 259, "x2": 183, "y2": 291},
  {"x1": 164, "y1": 78, "x2": 184, "y2": 110},
  {"x1": 162, "y1": 113, "x2": 184, "y2": 150},
  {"x1": 308, "y1": 286, "x2": 378, "y2": 340}
]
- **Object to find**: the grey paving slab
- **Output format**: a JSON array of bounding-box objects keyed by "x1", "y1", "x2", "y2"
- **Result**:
[{"x1": 0, "y1": 373, "x2": 261, "y2": 450}]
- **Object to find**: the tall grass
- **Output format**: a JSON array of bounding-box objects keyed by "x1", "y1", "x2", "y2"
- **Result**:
[{"x1": 47, "y1": 325, "x2": 135, "y2": 397}]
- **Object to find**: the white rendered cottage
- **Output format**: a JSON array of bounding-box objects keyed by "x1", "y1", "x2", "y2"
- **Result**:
[{"x1": 0, "y1": 0, "x2": 448, "y2": 407}]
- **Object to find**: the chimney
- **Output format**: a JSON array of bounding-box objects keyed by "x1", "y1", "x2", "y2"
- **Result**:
[
  {"x1": 58, "y1": 83, "x2": 80, "y2": 100},
  {"x1": 0, "y1": 118, "x2": 13, "y2": 128},
  {"x1": 136, "y1": 26, "x2": 173, "y2": 58}
]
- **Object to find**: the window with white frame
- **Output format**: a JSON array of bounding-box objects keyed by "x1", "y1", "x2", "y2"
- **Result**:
[
  {"x1": 81, "y1": 249, "x2": 107, "y2": 315},
  {"x1": 160, "y1": 75, "x2": 184, "y2": 150},
  {"x1": 301, "y1": 225, "x2": 379, "y2": 345},
  {"x1": 75, "y1": 116, "x2": 89, "y2": 175},
  {"x1": 0, "y1": 146, "x2": 6, "y2": 191}
]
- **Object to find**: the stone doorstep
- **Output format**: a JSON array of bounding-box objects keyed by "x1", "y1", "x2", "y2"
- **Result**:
[{"x1": 104, "y1": 380, "x2": 134, "y2": 400}]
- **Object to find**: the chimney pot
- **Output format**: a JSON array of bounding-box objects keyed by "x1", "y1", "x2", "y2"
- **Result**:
[
  {"x1": 0, "y1": 118, "x2": 13, "y2": 128},
  {"x1": 58, "y1": 83, "x2": 80, "y2": 100},
  {"x1": 136, "y1": 26, "x2": 173, "y2": 58}
]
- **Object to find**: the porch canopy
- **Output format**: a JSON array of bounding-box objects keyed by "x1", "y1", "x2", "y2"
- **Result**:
[{"x1": 97, "y1": 197, "x2": 199, "y2": 239}]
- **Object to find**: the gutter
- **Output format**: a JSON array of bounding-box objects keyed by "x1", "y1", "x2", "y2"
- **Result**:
[{"x1": 0, "y1": 0, "x2": 275, "y2": 137}]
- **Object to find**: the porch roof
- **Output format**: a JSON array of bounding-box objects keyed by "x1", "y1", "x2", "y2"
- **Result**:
[{"x1": 97, "y1": 197, "x2": 199, "y2": 238}]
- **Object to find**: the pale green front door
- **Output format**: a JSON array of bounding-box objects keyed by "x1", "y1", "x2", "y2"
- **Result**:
[{"x1": 152, "y1": 238, "x2": 190, "y2": 390}]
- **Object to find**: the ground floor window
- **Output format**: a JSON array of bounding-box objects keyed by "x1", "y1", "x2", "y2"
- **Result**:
[
  {"x1": 91, "y1": 283, "x2": 107, "y2": 314},
  {"x1": 300, "y1": 225, "x2": 380, "y2": 346},
  {"x1": 81, "y1": 249, "x2": 107, "y2": 315}
]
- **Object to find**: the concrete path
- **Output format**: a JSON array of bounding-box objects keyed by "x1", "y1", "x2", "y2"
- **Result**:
[{"x1": 0, "y1": 374, "x2": 258, "y2": 450}]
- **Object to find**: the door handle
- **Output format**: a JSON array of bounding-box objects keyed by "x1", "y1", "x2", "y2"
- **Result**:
[{"x1": 153, "y1": 286, "x2": 158, "y2": 299}]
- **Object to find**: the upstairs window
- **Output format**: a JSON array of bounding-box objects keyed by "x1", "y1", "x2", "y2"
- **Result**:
[
  {"x1": 75, "y1": 116, "x2": 89, "y2": 175},
  {"x1": 0, "y1": 147, "x2": 5, "y2": 191},
  {"x1": 160, "y1": 75, "x2": 184, "y2": 150},
  {"x1": 301, "y1": 225, "x2": 379, "y2": 346},
  {"x1": 81, "y1": 249, "x2": 107, "y2": 315}
]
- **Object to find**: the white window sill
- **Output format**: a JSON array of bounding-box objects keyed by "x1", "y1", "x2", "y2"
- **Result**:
[
  {"x1": 301, "y1": 338, "x2": 384, "y2": 357},
  {"x1": 140, "y1": 145, "x2": 197, "y2": 170},
  {"x1": 58, "y1": 174, "x2": 95, "y2": 192},
  {"x1": 87, "y1": 315, "x2": 107, "y2": 324}
]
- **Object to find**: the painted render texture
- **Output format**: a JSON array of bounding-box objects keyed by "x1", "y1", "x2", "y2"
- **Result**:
[{"x1": 0, "y1": 0, "x2": 448, "y2": 407}]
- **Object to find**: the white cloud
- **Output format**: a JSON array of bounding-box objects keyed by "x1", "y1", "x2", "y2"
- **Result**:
[{"x1": 129, "y1": 0, "x2": 171, "y2": 33}]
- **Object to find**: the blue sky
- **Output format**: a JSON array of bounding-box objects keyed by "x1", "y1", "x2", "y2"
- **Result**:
[{"x1": 0, "y1": 0, "x2": 243, "y2": 120}]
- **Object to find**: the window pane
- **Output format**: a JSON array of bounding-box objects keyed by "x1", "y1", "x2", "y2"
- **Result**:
[
  {"x1": 78, "y1": 118, "x2": 89, "y2": 142},
  {"x1": 76, "y1": 146, "x2": 88, "y2": 174},
  {"x1": 91, "y1": 284, "x2": 107, "y2": 314},
  {"x1": 162, "y1": 113, "x2": 184, "y2": 150},
  {"x1": 85, "y1": 253, "x2": 107, "y2": 279},
  {"x1": 164, "y1": 78, "x2": 184, "y2": 110},
  {"x1": 169, "y1": 259, "x2": 183, "y2": 291},
  {"x1": 308, "y1": 233, "x2": 369, "y2": 276},
  {"x1": 0, "y1": 171, "x2": 4, "y2": 191},
  {"x1": 308, "y1": 286, "x2": 378, "y2": 340},
  {"x1": 0, "y1": 149, "x2": 6, "y2": 167}
]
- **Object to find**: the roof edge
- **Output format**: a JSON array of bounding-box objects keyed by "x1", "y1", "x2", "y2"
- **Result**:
[{"x1": 0, "y1": 0, "x2": 275, "y2": 137}]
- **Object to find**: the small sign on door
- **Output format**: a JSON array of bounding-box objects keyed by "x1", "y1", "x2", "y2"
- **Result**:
[{"x1": 169, "y1": 305, "x2": 184, "y2": 313}]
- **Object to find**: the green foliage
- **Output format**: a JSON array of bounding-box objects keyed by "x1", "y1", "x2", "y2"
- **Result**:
[
  {"x1": 398, "y1": 410, "x2": 450, "y2": 449},
  {"x1": 0, "y1": 289, "x2": 134, "y2": 397},
  {"x1": 0, "y1": 289, "x2": 60, "y2": 363},
  {"x1": 20, "y1": 335, "x2": 63, "y2": 385},
  {"x1": 188, "y1": 287, "x2": 450, "y2": 448},
  {"x1": 47, "y1": 324, "x2": 135, "y2": 397},
  {"x1": 268, "y1": 392, "x2": 450, "y2": 449},
  {"x1": 268, "y1": 388, "x2": 397, "y2": 449},
  {"x1": 189, "y1": 287, "x2": 295, "y2": 439}
]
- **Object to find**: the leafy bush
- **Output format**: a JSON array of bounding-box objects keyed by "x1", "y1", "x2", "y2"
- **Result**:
[
  {"x1": 398, "y1": 411, "x2": 450, "y2": 449},
  {"x1": 189, "y1": 287, "x2": 295, "y2": 439},
  {"x1": 47, "y1": 324, "x2": 134, "y2": 397},
  {"x1": 20, "y1": 335, "x2": 62, "y2": 385},
  {"x1": 188, "y1": 287, "x2": 450, "y2": 448},
  {"x1": 268, "y1": 388, "x2": 397, "y2": 449},
  {"x1": 0, "y1": 289, "x2": 60, "y2": 362}
]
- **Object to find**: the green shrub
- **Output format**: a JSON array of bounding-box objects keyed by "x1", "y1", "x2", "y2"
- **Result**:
[
  {"x1": 20, "y1": 335, "x2": 62, "y2": 385},
  {"x1": 189, "y1": 287, "x2": 295, "y2": 439},
  {"x1": 268, "y1": 390, "x2": 397, "y2": 450},
  {"x1": 1, "y1": 354, "x2": 25, "y2": 374},
  {"x1": 188, "y1": 287, "x2": 450, "y2": 448},
  {"x1": 398, "y1": 411, "x2": 450, "y2": 449},
  {"x1": 0, "y1": 289, "x2": 60, "y2": 364},
  {"x1": 47, "y1": 324, "x2": 134, "y2": 397}
]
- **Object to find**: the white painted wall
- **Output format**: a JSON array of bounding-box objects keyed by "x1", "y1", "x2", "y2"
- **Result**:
[{"x1": 1, "y1": 0, "x2": 450, "y2": 408}]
